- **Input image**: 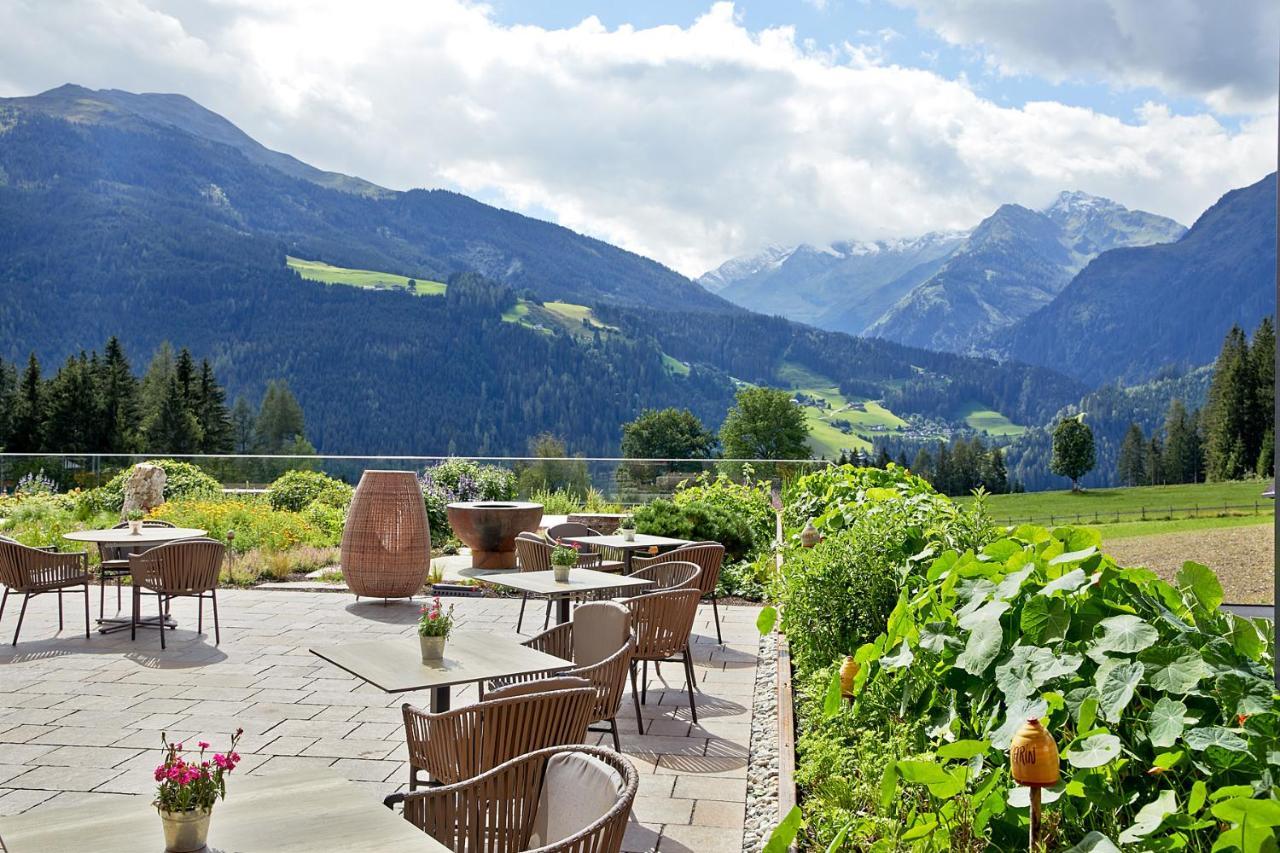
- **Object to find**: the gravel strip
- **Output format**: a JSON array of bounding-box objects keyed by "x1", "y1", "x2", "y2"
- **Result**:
[{"x1": 742, "y1": 631, "x2": 779, "y2": 852}]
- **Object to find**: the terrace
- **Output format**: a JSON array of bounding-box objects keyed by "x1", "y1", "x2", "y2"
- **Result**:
[{"x1": 0, "y1": 454, "x2": 1275, "y2": 852}]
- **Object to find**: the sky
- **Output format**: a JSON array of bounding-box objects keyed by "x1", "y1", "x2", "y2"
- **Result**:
[{"x1": 0, "y1": 0, "x2": 1275, "y2": 276}]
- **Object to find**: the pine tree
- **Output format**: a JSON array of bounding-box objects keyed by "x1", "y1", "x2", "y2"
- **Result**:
[
  {"x1": 0, "y1": 357, "x2": 15, "y2": 450},
  {"x1": 874, "y1": 446, "x2": 892, "y2": 468},
  {"x1": 43, "y1": 353, "x2": 100, "y2": 452},
  {"x1": 911, "y1": 447, "x2": 934, "y2": 482},
  {"x1": 146, "y1": 375, "x2": 202, "y2": 453},
  {"x1": 1248, "y1": 316, "x2": 1274, "y2": 468},
  {"x1": 254, "y1": 380, "x2": 308, "y2": 453},
  {"x1": 98, "y1": 337, "x2": 141, "y2": 453},
  {"x1": 9, "y1": 354, "x2": 45, "y2": 452},
  {"x1": 193, "y1": 360, "x2": 234, "y2": 453},
  {"x1": 1203, "y1": 326, "x2": 1252, "y2": 480},
  {"x1": 175, "y1": 348, "x2": 197, "y2": 408},
  {"x1": 1144, "y1": 436, "x2": 1164, "y2": 486},
  {"x1": 1116, "y1": 423, "x2": 1146, "y2": 486},
  {"x1": 1257, "y1": 429, "x2": 1275, "y2": 478},
  {"x1": 230, "y1": 397, "x2": 256, "y2": 454},
  {"x1": 1161, "y1": 400, "x2": 1198, "y2": 484},
  {"x1": 934, "y1": 442, "x2": 953, "y2": 495},
  {"x1": 984, "y1": 447, "x2": 1009, "y2": 494}
]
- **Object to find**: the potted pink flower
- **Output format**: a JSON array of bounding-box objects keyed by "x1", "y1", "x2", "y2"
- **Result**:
[
  {"x1": 418, "y1": 596, "x2": 455, "y2": 661},
  {"x1": 153, "y1": 730, "x2": 242, "y2": 852},
  {"x1": 550, "y1": 540, "x2": 579, "y2": 583}
]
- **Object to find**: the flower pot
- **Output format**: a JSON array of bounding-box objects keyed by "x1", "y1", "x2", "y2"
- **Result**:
[
  {"x1": 552, "y1": 565, "x2": 571, "y2": 583},
  {"x1": 420, "y1": 634, "x2": 446, "y2": 662},
  {"x1": 160, "y1": 807, "x2": 212, "y2": 852},
  {"x1": 128, "y1": 520, "x2": 143, "y2": 535},
  {"x1": 619, "y1": 528, "x2": 636, "y2": 542}
]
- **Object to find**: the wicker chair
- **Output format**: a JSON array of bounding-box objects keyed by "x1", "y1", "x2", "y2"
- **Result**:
[
  {"x1": 401, "y1": 681, "x2": 595, "y2": 790},
  {"x1": 544, "y1": 523, "x2": 624, "y2": 573},
  {"x1": 624, "y1": 588, "x2": 700, "y2": 729},
  {"x1": 625, "y1": 561, "x2": 700, "y2": 594},
  {"x1": 392, "y1": 745, "x2": 638, "y2": 853},
  {"x1": 515, "y1": 533, "x2": 603, "y2": 633},
  {"x1": 129, "y1": 538, "x2": 225, "y2": 649},
  {"x1": 630, "y1": 541, "x2": 726, "y2": 643},
  {"x1": 95, "y1": 519, "x2": 176, "y2": 619},
  {"x1": 0, "y1": 537, "x2": 92, "y2": 646},
  {"x1": 491, "y1": 602, "x2": 634, "y2": 751}
]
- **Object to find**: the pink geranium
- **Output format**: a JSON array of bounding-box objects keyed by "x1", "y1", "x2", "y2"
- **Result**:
[{"x1": 153, "y1": 729, "x2": 243, "y2": 814}]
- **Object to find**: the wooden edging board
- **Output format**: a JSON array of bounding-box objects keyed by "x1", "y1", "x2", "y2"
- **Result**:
[{"x1": 776, "y1": 634, "x2": 797, "y2": 819}]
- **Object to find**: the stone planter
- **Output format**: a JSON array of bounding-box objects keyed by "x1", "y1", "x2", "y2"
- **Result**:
[
  {"x1": 160, "y1": 807, "x2": 211, "y2": 852},
  {"x1": 552, "y1": 564, "x2": 571, "y2": 583},
  {"x1": 340, "y1": 471, "x2": 432, "y2": 600},
  {"x1": 566, "y1": 512, "x2": 628, "y2": 535},
  {"x1": 447, "y1": 501, "x2": 543, "y2": 569},
  {"x1": 420, "y1": 634, "x2": 446, "y2": 661}
]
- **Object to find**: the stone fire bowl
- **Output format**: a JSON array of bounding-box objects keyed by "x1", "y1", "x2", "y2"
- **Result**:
[{"x1": 447, "y1": 501, "x2": 544, "y2": 570}]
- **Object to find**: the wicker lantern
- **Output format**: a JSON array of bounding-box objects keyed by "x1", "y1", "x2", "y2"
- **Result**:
[
  {"x1": 340, "y1": 470, "x2": 432, "y2": 601},
  {"x1": 799, "y1": 520, "x2": 820, "y2": 548},
  {"x1": 838, "y1": 656, "x2": 859, "y2": 699},
  {"x1": 1010, "y1": 718, "x2": 1059, "y2": 852}
]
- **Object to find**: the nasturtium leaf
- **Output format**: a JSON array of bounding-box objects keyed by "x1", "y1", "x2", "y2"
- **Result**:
[
  {"x1": 1144, "y1": 649, "x2": 1210, "y2": 694},
  {"x1": 957, "y1": 618, "x2": 1003, "y2": 676},
  {"x1": 1188, "y1": 780, "x2": 1207, "y2": 814},
  {"x1": 1176, "y1": 561, "x2": 1223, "y2": 613},
  {"x1": 1058, "y1": 526, "x2": 1102, "y2": 551},
  {"x1": 1152, "y1": 750, "x2": 1184, "y2": 770},
  {"x1": 991, "y1": 697, "x2": 1048, "y2": 750},
  {"x1": 1093, "y1": 615, "x2": 1159, "y2": 655},
  {"x1": 1050, "y1": 546, "x2": 1098, "y2": 566},
  {"x1": 1118, "y1": 789, "x2": 1178, "y2": 844},
  {"x1": 1008, "y1": 782, "x2": 1064, "y2": 807},
  {"x1": 1229, "y1": 614, "x2": 1265, "y2": 661},
  {"x1": 982, "y1": 540, "x2": 1022, "y2": 561},
  {"x1": 1067, "y1": 734, "x2": 1122, "y2": 768},
  {"x1": 755, "y1": 606, "x2": 778, "y2": 636},
  {"x1": 1147, "y1": 698, "x2": 1190, "y2": 748},
  {"x1": 1020, "y1": 596, "x2": 1071, "y2": 643},
  {"x1": 994, "y1": 566, "x2": 1035, "y2": 600},
  {"x1": 957, "y1": 598, "x2": 1008, "y2": 630},
  {"x1": 1210, "y1": 785, "x2": 1257, "y2": 803},
  {"x1": 880, "y1": 640, "x2": 914, "y2": 670},
  {"x1": 927, "y1": 550, "x2": 959, "y2": 582},
  {"x1": 1012, "y1": 524, "x2": 1052, "y2": 544},
  {"x1": 1184, "y1": 726, "x2": 1248, "y2": 753},
  {"x1": 995, "y1": 646, "x2": 1082, "y2": 702},
  {"x1": 1215, "y1": 671, "x2": 1274, "y2": 718},
  {"x1": 762, "y1": 806, "x2": 803, "y2": 853},
  {"x1": 1096, "y1": 659, "x2": 1144, "y2": 722},
  {"x1": 936, "y1": 739, "x2": 990, "y2": 761},
  {"x1": 918, "y1": 623, "x2": 958, "y2": 653},
  {"x1": 1077, "y1": 696, "x2": 1098, "y2": 734},
  {"x1": 1040, "y1": 568, "x2": 1089, "y2": 596},
  {"x1": 1210, "y1": 797, "x2": 1280, "y2": 827},
  {"x1": 1204, "y1": 745, "x2": 1252, "y2": 770},
  {"x1": 1063, "y1": 832, "x2": 1121, "y2": 853},
  {"x1": 895, "y1": 760, "x2": 951, "y2": 784}
]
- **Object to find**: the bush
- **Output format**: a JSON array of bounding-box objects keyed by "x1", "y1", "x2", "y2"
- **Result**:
[
  {"x1": 784, "y1": 462, "x2": 952, "y2": 534},
  {"x1": 672, "y1": 471, "x2": 774, "y2": 550},
  {"x1": 80, "y1": 460, "x2": 221, "y2": 515},
  {"x1": 266, "y1": 470, "x2": 352, "y2": 512},
  {"x1": 149, "y1": 497, "x2": 336, "y2": 552},
  {"x1": 419, "y1": 459, "x2": 518, "y2": 542},
  {"x1": 632, "y1": 497, "x2": 757, "y2": 562},
  {"x1": 798, "y1": 524, "x2": 1279, "y2": 851},
  {"x1": 717, "y1": 552, "x2": 774, "y2": 601},
  {"x1": 0, "y1": 493, "x2": 113, "y2": 550}
]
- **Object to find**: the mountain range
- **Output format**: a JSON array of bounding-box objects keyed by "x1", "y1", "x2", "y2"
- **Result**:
[
  {"x1": 0, "y1": 84, "x2": 1084, "y2": 457},
  {"x1": 701, "y1": 191, "x2": 1187, "y2": 353}
]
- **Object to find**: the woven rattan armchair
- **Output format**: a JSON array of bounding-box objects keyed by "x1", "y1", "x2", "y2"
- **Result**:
[
  {"x1": 0, "y1": 537, "x2": 92, "y2": 646},
  {"x1": 402, "y1": 681, "x2": 595, "y2": 790},
  {"x1": 545, "y1": 523, "x2": 625, "y2": 573},
  {"x1": 625, "y1": 561, "x2": 701, "y2": 594},
  {"x1": 95, "y1": 519, "x2": 176, "y2": 619},
  {"x1": 629, "y1": 541, "x2": 726, "y2": 642},
  {"x1": 392, "y1": 745, "x2": 638, "y2": 853},
  {"x1": 515, "y1": 533, "x2": 603, "y2": 633},
  {"x1": 492, "y1": 601, "x2": 634, "y2": 751},
  {"x1": 624, "y1": 588, "x2": 701, "y2": 729},
  {"x1": 129, "y1": 538, "x2": 225, "y2": 649}
]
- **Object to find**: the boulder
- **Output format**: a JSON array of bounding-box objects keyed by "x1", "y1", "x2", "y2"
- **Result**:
[{"x1": 122, "y1": 463, "x2": 167, "y2": 514}]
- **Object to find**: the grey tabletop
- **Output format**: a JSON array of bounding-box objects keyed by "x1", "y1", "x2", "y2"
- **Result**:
[
  {"x1": 62, "y1": 527, "x2": 207, "y2": 545},
  {"x1": 310, "y1": 632, "x2": 571, "y2": 693},
  {"x1": 0, "y1": 769, "x2": 448, "y2": 852},
  {"x1": 561, "y1": 533, "x2": 692, "y2": 551},
  {"x1": 485, "y1": 567, "x2": 654, "y2": 596}
]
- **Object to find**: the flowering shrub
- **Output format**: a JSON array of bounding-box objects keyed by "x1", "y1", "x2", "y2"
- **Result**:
[
  {"x1": 418, "y1": 597, "x2": 455, "y2": 637},
  {"x1": 420, "y1": 459, "x2": 517, "y2": 542},
  {"x1": 154, "y1": 730, "x2": 243, "y2": 813},
  {"x1": 265, "y1": 470, "x2": 352, "y2": 512},
  {"x1": 80, "y1": 460, "x2": 221, "y2": 515},
  {"x1": 150, "y1": 497, "x2": 337, "y2": 552},
  {"x1": 15, "y1": 469, "x2": 58, "y2": 496}
]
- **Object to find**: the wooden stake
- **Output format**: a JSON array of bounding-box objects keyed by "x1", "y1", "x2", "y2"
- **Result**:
[{"x1": 1029, "y1": 786, "x2": 1042, "y2": 852}]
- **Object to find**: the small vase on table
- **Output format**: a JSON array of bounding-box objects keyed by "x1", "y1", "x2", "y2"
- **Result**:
[{"x1": 418, "y1": 597, "x2": 454, "y2": 662}]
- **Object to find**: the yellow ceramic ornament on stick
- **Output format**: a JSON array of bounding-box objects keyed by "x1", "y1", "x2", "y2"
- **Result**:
[
  {"x1": 1010, "y1": 718, "x2": 1059, "y2": 852},
  {"x1": 838, "y1": 656, "x2": 859, "y2": 699}
]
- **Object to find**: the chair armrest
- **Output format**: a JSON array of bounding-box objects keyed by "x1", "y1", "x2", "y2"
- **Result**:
[
  {"x1": 575, "y1": 552, "x2": 603, "y2": 568},
  {"x1": 523, "y1": 622, "x2": 573, "y2": 659},
  {"x1": 19, "y1": 550, "x2": 90, "y2": 587}
]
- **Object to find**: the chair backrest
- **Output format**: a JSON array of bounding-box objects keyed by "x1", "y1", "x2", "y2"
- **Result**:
[
  {"x1": 403, "y1": 686, "x2": 596, "y2": 785},
  {"x1": 515, "y1": 532, "x2": 553, "y2": 572},
  {"x1": 400, "y1": 745, "x2": 638, "y2": 853},
  {"x1": 0, "y1": 537, "x2": 37, "y2": 588},
  {"x1": 545, "y1": 522, "x2": 600, "y2": 552},
  {"x1": 653, "y1": 542, "x2": 724, "y2": 596},
  {"x1": 628, "y1": 561, "x2": 701, "y2": 593},
  {"x1": 485, "y1": 675, "x2": 591, "y2": 701},
  {"x1": 99, "y1": 519, "x2": 177, "y2": 562},
  {"x1": 570, "y1": 601, "x2": 630, "y2": 667},
  {"x1": 624, "y1": 588, "x2": 700, "y2": 660},
  {"x1": 129, "y1": 538, "x2": 224, "y2": 594}
]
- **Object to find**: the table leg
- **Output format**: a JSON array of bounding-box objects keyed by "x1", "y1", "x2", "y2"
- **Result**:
[
  {"x1": 431, "y1": 685, "x2": 450, "y2": 713},
  {"x1": 623, "y1": 550, "x2": 633, "y2": 574},
  {"x1": 556, "y1": 595, "x2": 571, "y2": 625}
]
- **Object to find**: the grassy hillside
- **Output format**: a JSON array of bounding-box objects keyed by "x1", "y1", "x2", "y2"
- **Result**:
[
  {"x1": 287, "y1": 256, "x2": 446, "y2": 295},
  {"x1": 959, "y1": 479, "x2": 1274, "y2": 525},
  {"x1": 777, "y1": 361, "x2": 908, "y2": 457},
  {"x1": 956, "y1": 401, "x2": 1025, "y2": 436}
]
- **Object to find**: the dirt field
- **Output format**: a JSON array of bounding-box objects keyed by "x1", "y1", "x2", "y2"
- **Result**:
[{"x1": 1104, "y1": 522, "x2": 1275, "y2": 604}]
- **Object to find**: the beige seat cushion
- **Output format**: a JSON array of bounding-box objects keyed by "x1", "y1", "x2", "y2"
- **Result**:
[
  {"x1": 484, "y1": 676, "x2": 591, "y2": 702},
  {"x1": 528, "y1": 752, "x2": 624, "y2": 848},
  {"x1": 571, "y1": 602, "x2": 630, "y2": 667}
]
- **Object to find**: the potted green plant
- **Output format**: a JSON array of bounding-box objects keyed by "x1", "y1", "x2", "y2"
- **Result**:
[
  {"x1": 126, "y1": 509, "x2": 146, "y2": 535},
  {"x1": 418, "y1": 596, "x2": 454, "y2": 661},
  {"x1": 617, "y1": 514, "x2": 636, "y2": 542},
  {"x1": 153, "y1": 730, "x2": 242, "y2": 852},
  {"x1": 550, "y1": 540, "x2": 579, "y2": 583}
]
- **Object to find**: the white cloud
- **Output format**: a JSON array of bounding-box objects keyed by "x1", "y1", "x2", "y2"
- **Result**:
[
  {"x1": 895, "y1": 0, "x2": 1280, "y2": 115},
  {"x1": 0, "y1": 0, "x2": 1273, "y2": 276}
]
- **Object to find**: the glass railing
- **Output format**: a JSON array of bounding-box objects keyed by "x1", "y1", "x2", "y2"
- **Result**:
[{"x1": 0, "y1": 453, "x2": 832, "y2": 505}]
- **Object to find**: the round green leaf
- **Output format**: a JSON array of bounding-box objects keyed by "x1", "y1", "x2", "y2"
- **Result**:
[
  {"x1": 1068, "y1": 734, "x2": 1122, "y2": 769},
  {"x1": 1093, "y1": 615, "x2": 1159, "y2": 655},
  {"x1": 1147, "y1": 697, "x2": 1190, "y2": 749}
]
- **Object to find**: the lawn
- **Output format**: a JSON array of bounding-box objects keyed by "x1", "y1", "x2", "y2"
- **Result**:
[
  {"x1": 1094, "y1": 513, "x2": 1272, "y2": 541},
  {"x1": 960, "y1": 479, "x2": 1274, "y2": 525},
  {"x1": 775, "y1": 361, "x2": 913, "y2": 458},
  {"x1": 955, "y1": 401, "x2": 1025, "y2": 436},
  {"x1": 286, "y1": 256, "x2": 446, "y2": 295}
]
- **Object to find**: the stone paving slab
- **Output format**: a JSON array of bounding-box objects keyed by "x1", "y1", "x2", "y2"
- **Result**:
[{"x1": 0, "y1": 588, "x2": 762, "y2": 850}]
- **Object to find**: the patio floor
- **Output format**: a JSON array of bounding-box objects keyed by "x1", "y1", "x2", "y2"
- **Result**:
[{"x1": 0, "y1": 588, "x2": 762, "y2": 852}]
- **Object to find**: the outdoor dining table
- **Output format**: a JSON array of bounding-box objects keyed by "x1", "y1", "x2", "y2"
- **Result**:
[
  {"x1": 484, "y1": 567, "x2": 654, "y2": 625},
  {"x1": 62, "y1": 526, "x2": 206, "y2": 635},
  {"x1": 560, "y1": 532, "x2": 693, "y2": 572},
  {"x1": 310, "y1": 632, "x2": 572, "y2": 712},
  {"x1": 0, "y1": 768, "x2": 448, "y2": 852}
]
